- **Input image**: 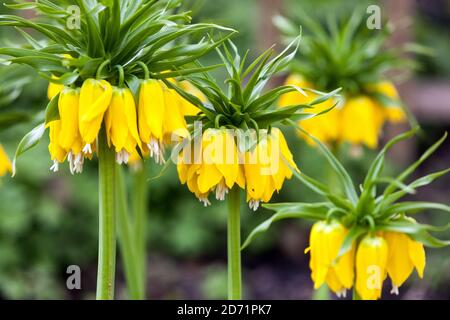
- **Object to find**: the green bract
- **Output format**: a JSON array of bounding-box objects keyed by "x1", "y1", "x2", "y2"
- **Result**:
[
  {"x1": 243, "y1": 126, "x2": 450, "y2": 252},
  {"x1": 0, "y1": 0, "x2": 235, "y2": 86},
  {"x1": 274, "y1": 8, "x2": 423, "y2": 103},
  {"x1": 165, "y1": 37, "x2": 341, "y2": 139}
]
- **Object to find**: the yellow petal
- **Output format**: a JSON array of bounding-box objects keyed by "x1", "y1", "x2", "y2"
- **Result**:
[
  {"x1": 339, "y1": 96, "x2": 379, "y2": 149},
  {"x1": 356, "y1": 235, "x2": 388, "y2": 300},
  {"x1": 384, "y1": 232, "x2": 414, "y2": 288},
  {"x1": 408, "y1": 237, "x2": 426, "y2": 278},
  {"x1": 138, "y1": 79, "x2": 165, "y2": 143},
  {"x1": 58, "y1": 87, "x2": 81, "y2": 152},
  {"x1": 79, "y1": 79, "x2": 113, "y2": 144}
]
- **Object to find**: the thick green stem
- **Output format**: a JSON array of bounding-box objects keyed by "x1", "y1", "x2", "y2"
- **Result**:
[
  {"x1": 227, "y1": 187, "x2": 242, "y2": 300},
  {"x1": 116, "y1": 165, "x2": 142, "y2": 300},
  {"x1": 132, "y1": 164, "x2": 148, "y2": 299},
  {"x1": 96, "y1": 128, "x2": 117, "y2": 300}
]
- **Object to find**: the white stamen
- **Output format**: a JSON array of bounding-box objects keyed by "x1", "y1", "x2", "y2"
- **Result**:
[
  {"x1": 147, "y1": 139, "x2": 165, "y2": 165},
  {"x1": 336, "y1": 289, "x2": 347, "y2": 298},
  {"x1": 73, "y1": 153, "x2": 84, "y2": 174},
  {"x1": 199, "y1": 196, "x2": 211, "y2": 207},
  {"x1": 82, "y1": 143, "x2": 92, "y2": 155},
  {"x1": 68, "y1": 152, "x2": 84, "y2": 174},
  {"x1": 390, "y1": 285, "x2": 399, "y2": 295},
  {"x1": 50, "y1": 160, "x2": 59, "y2": 172},
  {"x1": 116, "y1": 150, "x2": 130, "y2": 165},
  {"x1": 249, "y1": 199, "x2": 260, "y2": 211},
  {"x1": 215, "y1": 181, "x2": 229, "y2": 201},
  {"x1": 68, "y1": 152, "x2": 74, "y2": 175}
]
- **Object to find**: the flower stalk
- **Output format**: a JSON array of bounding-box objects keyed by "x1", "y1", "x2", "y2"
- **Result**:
[
  {"x1": 227, "y1": 187, "x2": 242, "y2": 300},
  {"x1": 132, "y1": 164, "x2": 148, "y2": 299},
  {"x1": 116, "y1": 165, "x2": 142, "y2": 300},
  {"x1": 97, "y1": 127, "x2": 117, "y2": 300}
]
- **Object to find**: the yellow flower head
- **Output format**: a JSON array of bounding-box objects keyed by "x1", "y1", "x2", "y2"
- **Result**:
[
  {"x1": 58, "y1": 87, "x2": 84, "y2": 174},
  {"x1": 384, "y1": 231, "x2": 425, "y2": 295},
  {"x1": 356, "y1": 235, "x2": 388, "y2": 300},
  {"x1": 79, "y1": 78, "x2": 113, "y2": 153},
  {"x1": 279, "y1": 74, "x2": 407, "y2": 149},
  {"x1": 306, "y1": 220, "x2": 355, "y2": 297},
  {"x1": 244, "y1": 128, "x2": 298, "y2": 211},
  {"x1": 105, "y1": 87, "x2": 141, "y2": 164},
  {"x1": 48, "y1": 120, "x2": 67, "y2": 172},
  {"x1": 0, "y1": 144, "x2": 12, "y2": 177},
  {"x1": 177, "y1": 128, "x2": 245, "y2": 206}
]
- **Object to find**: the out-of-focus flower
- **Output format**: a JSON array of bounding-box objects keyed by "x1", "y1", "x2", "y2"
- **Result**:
[{"x1": 0, "y1": 144, "x2": 12, "y2": 176}]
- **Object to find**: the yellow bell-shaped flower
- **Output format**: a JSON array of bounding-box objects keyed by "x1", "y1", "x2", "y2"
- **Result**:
[
  {"x1": 384, "y1": 231, "x2": 425, "y2": 295},
  {"x1": 48, "y1": 120, "x2": 67, "y2": 172},
  {"x1": 306, "y1": 220, "x2": 355, "y2": 297},
  {"x1": 138, "y1": 79, "x2": 166, "y2": 164},
  {"x1": 339, "y1": 96, "x2": 380, "y2": 149},
  {"x1": 177, "y1": 128, "x2": 245, "y2": 206},
  {"x1": 355, "y1": 235, "x2": 388, "y2": 300},
  {"x1": 244, "y1": 128, "x2": 298, "y2": 210},
  {"x1": 0, "y1": 144, "x2": 12, "y2": 177},
  {"x1": 105, "y1": 87, "x2": 141, "y2": 164},
  {"x1": 58, "y1": 87, "x2": 84, "y2": 174},
  {"x1": 79, "y1": 79, "x2": 113, "y2": 154}
]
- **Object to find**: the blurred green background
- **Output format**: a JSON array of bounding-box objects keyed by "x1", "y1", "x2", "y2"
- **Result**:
[{"x1": 0, "y1": 0, "x2": 449, "y2": 299}]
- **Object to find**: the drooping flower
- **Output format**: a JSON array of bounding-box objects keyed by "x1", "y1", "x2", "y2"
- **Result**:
[
  {"x1": 58, "y1": 87, "x2": 84, "y2": 174},
  {"x1": 47, "y1": 120, "x2": 67, "y2": 172},
  {"x1": 0, "y1": 144, "x2": 12, "y2": 177},
  {"x1": 384, "y1": 231, "x2": 425, "y2": 295},
  {"x1": 306, "y1": 220, "x2": 355, "y2": 297},
  {"x1": 243, "y1": 128, "x2": 298, "y2": 211},
  {"x1": 340, "y1": 96, "x2": 381, "y2": 149},
  {"x1": 138, "y1": 79, "x2": 166, "y2": 164},
  {"x1": 138, "y1": 79, "x2": 188, "y2": 164},
  {"x1": 177, "y1": 128, "x2": 245, "y2": 206},
  {"x1": 79, "y1": 79, "x2": 113, "y2": 154},
  {"x1": 105, "y1": 87, "x2": 141, "y2": 164},
  {"x1": 355, "y1": 235, "x2": 388, "y2": 300}
]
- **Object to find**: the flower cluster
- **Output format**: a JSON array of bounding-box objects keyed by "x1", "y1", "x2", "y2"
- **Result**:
[
  {"x1": 243, "y1": 128, "x2": 450, "y2": 299},
  {"x1": 275, "y1": 11, "x2": 414, "y2": 148},
  {"x1": 47, "y1": 76, "x2": 199, "y2": 173},
  {"x1": 0, "y1": 0, "x2": 233, "y2": 174},
  {"x1": 279, "y1": 75, "x2": 405, "y2": 148},
  {"x1": 307, "y1": 220, "x2": 425, "y2": 299},
  {"x1": 177, "y1": 127, "x2": 298, "y2": 210},
  {"x1": 172, "y1": 38, "x2": 336, "y2": 210}
]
